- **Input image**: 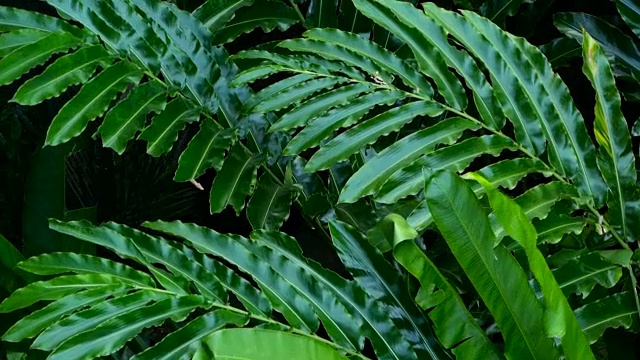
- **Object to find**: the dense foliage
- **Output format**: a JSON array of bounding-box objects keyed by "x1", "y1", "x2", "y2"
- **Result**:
[{"x1": 2, "y1": 0, "x2": 640, "y2": 359}]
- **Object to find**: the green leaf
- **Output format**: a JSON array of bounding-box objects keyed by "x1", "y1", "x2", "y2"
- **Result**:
[
  {"x1": 425, "y1": 170, "x2": 558, "y2": 360},
  {"x1": 283, "y1": 90, "x2": 404, "y2": 155},
  {"x1": 103, "y1": 223, "x2": 228, "y2": 303},
  {"x1": 144, "y1": 221, "x2": 322, "y2": 336},
  {"x1": 306, "y1": 0, "x2": 338, "y2": 28},
  {"x1": 533, "y1": 213, "x2": 586, "y2": 245},
  {"x1": 470, "y1": 173, "x2": 594, "y2": 359},
  {"x1": 0, "y1": 234, "x2": 23, "y2": 272},
  {"x1": 199, "y1": 328, "x2": 348, "y2": 360},
  {"x1": 576, "y1": 291, "x2": 638, "y2": 343},
  {"x1": 540, "y1": 37, "x2": 582, "y2": 69},
  {"x1": 174, "y1": 119, "x2": 236, "y2": 182},
  {"x1": 209, "y1": 144, "x2": 262, "y2": 214},
  {"x1": 366, "y1": 214, "x2": 417, "y2": 253},
  {"x1": 17, "y1": 252, "x2": 155, "y2": 288},
  {"x1": 417, "y1": 3, "x2": 606, "y2": 205},
  {"x1": 138, "y1": 97, "x2": 200, "y2": 157},
  {"x1": 48, "y1": 296, "x2": 207, "y2": 360},
  {"x1": 178, "y1": 245, "x2": 272, "y2": 316},
  {"x1": 13, "y1": 45, "x2": 112, "y2": 106},
  {"x1": 131, "y1": 310, "x2": 248, "y2": 360},
  {"x1": 390, "y1": 219, "x2": 503, "y2": 359},
  {"x1": 0, "y1": 6, "x2": 88, "y2": 38},
  {"x1": 306, "y1": 101, "x2": 444, "y2": 172},
  {"x1": 2, "y1": 285, "x2": 126, "y2": 342},
  {"x1": 0, "y1": 31, "x2": 80, "y2": 87},
  {"x1": 551, "y1": 251, "x2": 631, "y2": 298},
  {"x1": 99, "y1": 80, "x2": 168, "y2": 154},
  {"x1": 45, "y1": 60, "x2": 143, "y2": 146},
  {"x1": 253, "y1": 77, "x2": 346, "y2": 114},
  {"x1": 212, "y1": 1, "x2": 299, "y2": 45},
  {"x1": 376, "y1": 135, "x2": 516, "y2": 204},
  {"x1": 242, "y1": 73, "x2": 314, "y2": 112},
  {"x1": 0, "y1": 274, "x2": 125, "y2": 313},
  {"x1": 0, "y1": 29, "x2": 48, "y2": 57},
  {"x1": 193, "y1": 0, "x2": 254, "y2": 32},
  {"x1": 582, "y1": 31, "x2": 640, "y2": 241},
  {"x1": 329, "y1": 220, "x2": 449, "y2": 360},
  {"x1": 300, "y1": 28, "x2": 436, "y2": 97},
  {"x1": 32, "y1": 290, "x2": 168, "y2": 351},
  {"x1": 247, "y1": 175, "x2": 298, "y2": 231},
  {"x1": 270, "y1": 83, "x2": 373, "y2": 132},
  {"x1": 340, "y1": 117, "x2": 479, "y2": 203},
  {"x1": 480, "y1": 0, "x2": 532, "y2": 26},
  {"x1": 353, "y1": 0, "x2": 470, "y2": 111},
  {"x1": 554, "y1": 12, "x2": 640, "y2": 82}
]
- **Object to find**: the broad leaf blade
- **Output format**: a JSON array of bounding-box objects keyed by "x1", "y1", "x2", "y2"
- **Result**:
[
  {"x1": 13, "y1": 45, "x2": 112, "y2": 106},
  {"x1": 200, "y1": 328, "x2": 348, "y2": 359},
  {"x1": 99, "y1": 80, "x2": 168, "y2": 154},
  {"x1": 139, "y1": 97, "x2": 200, "y2": 157},
  {"x1": 582, "y1": 31, "x2": 640, "y2": 241},
  {"x1": 425, "y1": 170, "x2": 557, "y2": 359},
  {"x1": 209, "y1": 144, "x2": 262, "y2": 214},
  {"x1": 247, "y1": 175, "x2": 297, "y2": 231},
  {"x1": 45, "y1": 61, "x2": 143, "y2": 146}
]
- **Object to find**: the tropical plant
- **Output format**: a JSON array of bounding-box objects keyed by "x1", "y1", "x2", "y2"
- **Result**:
[{"x1": 2, "y1": 0, "x2": 640, "y2": 359}]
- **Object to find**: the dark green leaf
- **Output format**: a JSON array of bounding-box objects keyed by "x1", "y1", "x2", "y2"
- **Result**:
[
  {"x1": 247, "y1": 175, "x2": 298, "y2": 230},
  {"x1": 209, "y1": 144, "x2": 262, "y2": 214}
]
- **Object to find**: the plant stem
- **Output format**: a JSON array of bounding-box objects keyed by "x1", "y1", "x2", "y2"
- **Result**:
[{"x1": 287, "y1": 0, "x2": 307, "y2": 25}]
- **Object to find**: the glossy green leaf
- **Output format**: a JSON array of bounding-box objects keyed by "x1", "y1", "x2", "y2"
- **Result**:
[
  {"x1": 0, "y1": 6, "x2": 88, "y2": 38},
  {"x1": 2, "y1": 285, "x2": 126, "y2": 342},
  {"x1": 99, "y1": 80, "x2": 168, "y2": 154},
  {"x1": 391, "y1": 220, "x2": 503, "y2": 359},
  {"x1": 471, "y1": 173, "x2": 594, "y2": 359},
  {"x1": 420, "y1": 3, "x2": 607, "y2": 205},
  {"x1": 540, "y1": 37, "x2": 582, "y2": 68},
  {"x1": 200, "y1": 329, "x2": 348, "y2": 360},
  {"x1": 103, "y1": 222, "x2": 227, "y2": 303},
  {"x1": 254, "y1": 77, "x2": 345, "y2": 114},
  {"x1": 582, "y1": 31, "x2": 640, "y2": 241},
  {"x1": 174, "y1": 119, "x2": 236, "y2": 182},
  {"x1": 247, "y1": 175, "x2": 298, "y2": 231},
  {"x1": 533, "y1": 213, "x2": 586, "y2": 245},
  {"x1": 48, "y1": 296, "x2": 207, "y2": 360},
  {"x1": 551, "y1": 251, "x2": 631, "y2": 298},
  {"x1": 284, "y1": 90, "x2": 404, "y2": 155},
  {"x1": 45, "y1": 61, "x2": 143, "y2": 146},
  {"x1": 354, "y1": 0, "x2": 470, "y2": 111},
  {"x1": 0, "y1": 29, "x2": 48, "y2": 57},
  {"x1": 301, "y1": 28, "x2": 436, "y2": 97},
  {"x1": 270, "y1": 83, "x2": 373, "y2": 132},
  {"x1": 139, "y1": 97, "x2": 201, "y2": 157},
  {"x1": 340, "y1": 117, "x2": 479, "y2": 203},
  {"x1": 178, "y1": 244, "x2": 272, "y2": 316},
  {"x1": 209, "y1": 144, "x2": 262, "y2": 214},
  {"x1": 17, "y1": 252, "x2": 155, "y2": 288},
  {"x1": 32, "y1": 290, "x2": 168, "y2": 351},
  {"x1": 144, "y1": 221, "x2": 323, "y2": 337},
  {"x1": 377, "y1": 135, "x2": 516, "y2": 204},
  {"x1": 132, "y1": 310, "x2": 248, "y2": 360},
  {"x1": 306, "y1": 101, "x2": 444, "y2": 172},
  {"x1": 243, "y1": 73, "x2": 314, "y2": 112},
  {"x1": 366, "y1": 214, "x2": 417, "y2": 253},
  {"x1": 0, "y1": 274, "x2": 125, "y2": 313},
  {"x1": 13, "y1": 45, "x2": 112, "y2": 106},
  {"x1": 306, "y1": 0, "x2": 338, "y2": 28},
  {"x1": 576, "y1": 291, "x2": 638, "y2": 343},
  {"x1": 329, "y1": 220, "x2": 449, "y2": 360},
  {"x1": 212, "y1": 1, "x2": 299, "y2": 45},
  {"x1": 0, "y1": 31, "x2": 80, "y2": 87},
  {"x1": 407, "y1": 158, "x2": 551, "y2": 232},
  {"x1": 480, "y1": 0, "x2": 531, "y2": 26},
  {"x1": 425, "y1": 170, "x2": 558, "y2": 359},
  {"x1": 554, "y1": 12, "x2": 640, "y2": 81},
  {"x1": 193, "y1": 0, "x2": 254, "y2": 32}
]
